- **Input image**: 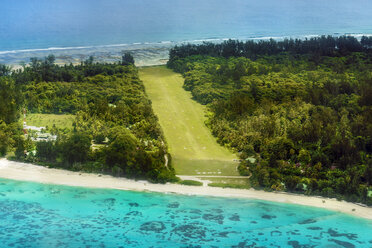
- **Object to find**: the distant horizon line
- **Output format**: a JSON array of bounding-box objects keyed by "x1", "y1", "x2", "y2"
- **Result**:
[{"x1": 1, "y1": 32, "x2": 372, "y2": 55}]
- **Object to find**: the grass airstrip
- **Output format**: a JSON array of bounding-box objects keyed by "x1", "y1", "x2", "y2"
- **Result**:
[{"x1": 139, "y1": 66, "x2": 239, "y2": 176}]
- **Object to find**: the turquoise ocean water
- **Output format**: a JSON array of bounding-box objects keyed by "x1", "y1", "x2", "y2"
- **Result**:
[
  {"x1": 1, "y1": 0, "x2": 372, "y2": 65},
  {"x1": 0, "y1": 178, "x2": 371, "y2": 247}
]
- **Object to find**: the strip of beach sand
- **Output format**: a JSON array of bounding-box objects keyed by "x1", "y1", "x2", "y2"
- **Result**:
[{"x1": 0, "y1": 158, "x2": 371, "y2": 220}]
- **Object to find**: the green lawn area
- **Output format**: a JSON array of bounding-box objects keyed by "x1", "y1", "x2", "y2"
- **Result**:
[
  {"x1": 139, "y1": 66, "x2": 238, "y2": 176},
  {"x1": 200, "y1": 177, "x2": 251, "y2": 188},
  {"x1": 25, "y1": 114, "x2": 75, "y2": 129}
]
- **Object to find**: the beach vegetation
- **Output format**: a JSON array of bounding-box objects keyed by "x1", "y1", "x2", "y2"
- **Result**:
[
  {"x1": 122, "y1": 52, "x2": 135, "y2": 66},
  {"x1": 179, "y1": 180, "x2": 203, "y2": 186},
  {"x1": 208, "y1": 182, "x2": 251, "y2": 189}
]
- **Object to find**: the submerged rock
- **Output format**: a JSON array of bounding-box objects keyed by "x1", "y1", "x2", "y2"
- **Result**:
[
  {"x1": 261, "y1": 214, "x2": 276, "y2": 220},
  {"x1": 140, "y1": 221, "x2": 166, "y2": 232},
  {"x1": 298, "y1": 219, "x2": 317, "y2": 225},
  {"x1": 229, "y1": 214, "x2": 240, "y2": 221},
  {"x1": 329, "y1": 239, "x2": 355, "y2": 248},
  {"x1": 167, "y1": 202, "x2": 180, "y2": 208},
  {"x1": 173, "y1": 225, "x2": 207, "y2": 239},
  {"x1": 202, "y1": 213, "x2": 224, "y2": 224}
]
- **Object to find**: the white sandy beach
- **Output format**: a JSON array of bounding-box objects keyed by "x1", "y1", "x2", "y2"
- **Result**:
[{"x1": 0, "y1": 158, "x2": 371, "y2": 220}]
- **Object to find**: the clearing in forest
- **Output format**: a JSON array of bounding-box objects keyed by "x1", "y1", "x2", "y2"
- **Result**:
[
  {"x1": 25, "y1": 114, "x2": 75, "y2": 129},
  {"x1": 139, "y1": 66, "x2": 238, "y2": 176}
]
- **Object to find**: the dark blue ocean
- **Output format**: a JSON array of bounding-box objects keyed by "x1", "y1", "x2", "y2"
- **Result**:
[{"x1": 1, "y1": 0, "x2": 372, "y2": 66}]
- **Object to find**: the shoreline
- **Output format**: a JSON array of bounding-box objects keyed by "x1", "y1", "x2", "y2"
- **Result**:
[
  {"x1": 0, "y1": 158, "x2": 371, "y2": 220},
  {"x1": 0, "y1": 42, "x2": 173, "y2": 68},
  {"x1": 3, "y1": 33, "x2": 372, "y2": 69}
]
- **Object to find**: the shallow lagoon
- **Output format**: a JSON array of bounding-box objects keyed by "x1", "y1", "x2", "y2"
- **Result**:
[{"x1": 0, "y1": 178, "x2": 371, "y2": 248}]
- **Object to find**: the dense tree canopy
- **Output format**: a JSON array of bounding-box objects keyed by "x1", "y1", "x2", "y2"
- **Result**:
[
  {"x1": 0, "y1": 58, "x2": 176, "y2": 183},
  {"x1": 168, "y1": 35, "x2": 372, "y2": 67},
  {"x1": 0, "y1": 73, "x2": 23, "y2": 156},
  {"x1": 168, "y1": 36, "x2": 372, "y2": 204}
]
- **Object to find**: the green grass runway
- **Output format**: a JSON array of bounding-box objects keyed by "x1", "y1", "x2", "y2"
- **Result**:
[{"x1": 139, "y1": 66, "x2": 238, "y2": 176}]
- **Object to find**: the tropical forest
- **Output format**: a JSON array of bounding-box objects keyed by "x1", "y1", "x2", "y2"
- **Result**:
[
  {"x1": 0, "y1": 54, "x2": 176, "y2": 183},
  {"x1": 167, "y1": 36, "x2": 372, "y2": 204}
]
